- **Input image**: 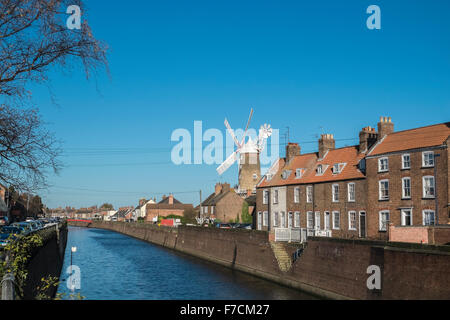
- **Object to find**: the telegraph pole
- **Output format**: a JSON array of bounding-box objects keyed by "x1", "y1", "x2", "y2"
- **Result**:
[{"x1": 199, "y1": 190, "x2": 202, "y2": 221}]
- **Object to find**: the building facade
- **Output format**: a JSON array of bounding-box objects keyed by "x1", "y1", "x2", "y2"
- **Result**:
[
  {"x1": 256, "y1": 117, "x2": 450, "y2": 242},
  {"x1": 366, "y1": 121, "x2": 450, "y2": 240}
]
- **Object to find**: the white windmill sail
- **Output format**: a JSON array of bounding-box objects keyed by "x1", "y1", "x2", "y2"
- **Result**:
[{"x1": 216, "y1": 108, "x2": 253, "y2": 175}]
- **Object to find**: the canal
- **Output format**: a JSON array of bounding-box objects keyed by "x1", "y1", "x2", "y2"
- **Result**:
[{"x1": 57, "y1": 226, "x2": 317, "y2": 300}]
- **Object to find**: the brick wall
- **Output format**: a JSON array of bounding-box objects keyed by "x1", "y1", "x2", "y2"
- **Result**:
[
  {"x1": 72, "y1": 221, "x2": 450, "y2": 299},
  {"x1": 215, "y1": 192, "x2": 244, "y2": 223}
]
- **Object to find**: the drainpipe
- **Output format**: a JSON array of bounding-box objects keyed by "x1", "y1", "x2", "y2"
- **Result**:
[{"x1": 434, "y1": 154, "x2": 440, "y2": 225}]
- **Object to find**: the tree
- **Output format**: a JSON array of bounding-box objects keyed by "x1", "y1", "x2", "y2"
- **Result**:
[
  {"x1": 0, "y1": 0, "x2": 108, "y2": 192},
  {"x1": 241, "y1": 201, "x2": 252, "y2": 223},
  {"x1": 100, "y1": 203, "x2": 113, "y2": 210},
  {"x1": 182, "y1": 207, "x2": 197, "y2": 224}
]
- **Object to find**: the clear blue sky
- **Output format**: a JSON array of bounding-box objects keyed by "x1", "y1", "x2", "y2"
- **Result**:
[{"x1": 31, "y1": 0, "x2": 450, "y2": 209}]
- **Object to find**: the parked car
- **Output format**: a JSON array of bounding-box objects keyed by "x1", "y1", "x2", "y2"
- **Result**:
[
  {"x1": 236, "y1": 223, "x2": 252, "y2": 230},
  {"x1": 218, "y1": 223, "x2": 232, "y2": 229},
  {"x1": 0, "y1": 216, "x2": 9, "y2": 226},
  {"x1": 12, "y1": 221, "x2": 36, "y2": 233},
  {"x1": 0, "y1": 225, "x2": 29, "y2": 246}
]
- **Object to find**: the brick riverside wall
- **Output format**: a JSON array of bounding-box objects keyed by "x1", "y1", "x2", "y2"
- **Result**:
[
  {"x1": 22, "y1": 223, "x2": 68, "y2": 299},
  {"x1": 67, "y1": 221, "x2": 450, "y2": 299}
]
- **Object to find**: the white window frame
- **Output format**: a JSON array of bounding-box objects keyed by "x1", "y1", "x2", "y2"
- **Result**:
[
  {"x1": 294, "y1": 187, "x2": 300, "y2": 203},
  {"x1": 423, "y1": 176, "x2": 435, "y2": 198},
  {"x1": 332, "y1": 184, "x2": 339, "y2": 202},
  {"x1": 379, "y1": 210, "x2": 390, "y2": 231},
  {"x1": 402, "y1": 154, "x2": 411, "y2": 169},
  {"x1": 295, "y1": 168, "x2": 304, "y2": 179},
  {"x1": 378, "y1": 157, "x2": 389, "y2": 172},
  {"x1": 379, "y1": 179, "x2": 389, "y2": 200},
  {"x1": 294, "y1": 212, "x2": 300, "y2": 228},
  {"x1": 263, "y1": 211, "x2": 268, "y2": 226},
  {"x1": 332, "y1": 211, "x2": 340, "y2": 230},
  {"x1": 423, "y1": 210, "x2": 435, "y2": 226},
  {"x1": 263, "y1": 190, "x2": 269, "y2": 204},
  {"x1": 348, "y1": 211, "x2": 357, "y2": 231},
  {"x1": 306, "y1": 186, "x2": 313, "y2": 203},
  {"x1": 422, "y1": 151, "x2": 435, "y2": 168},
  {"x1": 347, "y1": 182, "x2": 355, "y2": 202},
  {"x1": 211, "y1": 206, "x2": 215, "y2": 214},
  {"x1": 307, "y1": 211, "x2": 314, "y2": 229},
  {"x1": 401, "y1": 208, "x2": 413, "y2": 226},
  {"x1": 273, "y1": 189, "x2": 279, "y2": 204},
  {"x1": 402, "y1": 177, "x2": 411, "y2": 199},
  {"x1": 273, "y1": 212, "x2": 279, "y2": 227}
]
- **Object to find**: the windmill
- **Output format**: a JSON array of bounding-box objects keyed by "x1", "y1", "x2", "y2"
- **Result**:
[{"x1": 216, "y1": 108, "x2": 273, "y2": 194}]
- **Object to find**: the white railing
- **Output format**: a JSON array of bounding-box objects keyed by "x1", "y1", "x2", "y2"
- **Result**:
[
  {"x1": 313, "y1": 229, "x2": 332, "y2": 237},
  {"x1": 274, "y1": 228, "x2": 306, "y2": 243},
  {"x1": 275, "y1": 228, "x2": 332, "y2": 243}
]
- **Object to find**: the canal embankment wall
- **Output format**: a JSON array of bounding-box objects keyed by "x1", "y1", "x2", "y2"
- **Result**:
[
  {"x1": 68, "y1": 220, "x2": 450, "y2": 300},
  {"x1": 23, "y1": 223, "x2": 68, "y2": 299}
]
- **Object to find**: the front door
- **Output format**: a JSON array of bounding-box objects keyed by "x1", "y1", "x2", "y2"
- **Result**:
[
  {"x1": 280, "y1": 212, "x2": 286, "y2": 228},
  {"x1": 315, "y1": 212, "x2": 321, "y2": 230},
  {"x1": 324, "y1": 212, "x2": 330, "y2": 230},
  {"x1": 359, "y1": 212, "x2": 366, "y2": 238},
  {"x1": 257, "y1": 212, "x2": 262, "y2": 230}
]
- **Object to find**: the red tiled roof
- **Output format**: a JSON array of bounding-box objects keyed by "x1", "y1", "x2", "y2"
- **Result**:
[
  {"x1": 369, "y1": 122, "x2": 450, "y2": 156},
  {"x1": 259, "y1": 145, "x2": 365, "y2": 188}
]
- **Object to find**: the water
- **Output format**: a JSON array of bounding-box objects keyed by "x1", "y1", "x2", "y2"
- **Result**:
[{"x1": 57, "y1": 226, "x2": 317, "y2": 300}]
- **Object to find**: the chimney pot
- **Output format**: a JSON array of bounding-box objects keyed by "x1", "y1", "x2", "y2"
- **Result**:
[
  {"x1": 318, "y1": 134, "x2": 335, "y2": 159},
  {"x1": 377, "y1": 116, "x2": 394, "y2": 141}
]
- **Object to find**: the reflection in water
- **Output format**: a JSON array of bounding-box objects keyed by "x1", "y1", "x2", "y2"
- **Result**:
[{"x1": 57, "y1": 227, "x2": 317, "y2": 300}]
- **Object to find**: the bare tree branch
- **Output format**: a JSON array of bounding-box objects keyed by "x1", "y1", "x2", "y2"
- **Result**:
[{"x1": 0, "y1": 0, "x2": 108, "y2": 192}]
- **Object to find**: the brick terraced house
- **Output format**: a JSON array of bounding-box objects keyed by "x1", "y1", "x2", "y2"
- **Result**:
[
  {"x1": 145, "y1": 194, "x2": 193, "y2": 223},
  {"x1": 366, "y1": 119, "x2": 450, "y2": 240},
  {"x1": 256, "y1": 117, "x2": 450, "y2": 242}
]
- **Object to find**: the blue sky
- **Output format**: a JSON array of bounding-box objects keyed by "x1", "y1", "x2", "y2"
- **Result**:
[{"x1": 28, "y1": 0, "x2": 450, "y2": 209}]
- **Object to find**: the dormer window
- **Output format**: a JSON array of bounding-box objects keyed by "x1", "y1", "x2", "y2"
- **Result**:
[
  {"x1": 317, "y1": 165, "x2": 323, "y2": 175},
  {"x1": 295, "y1": 168, "x2": 304, "y2": 179},
  {"x1": 281, "y1": 170, "x2": 291, "y2": 180},
  {"x1": 332, "y1": 163, "x2": 346, "y2": 174}
]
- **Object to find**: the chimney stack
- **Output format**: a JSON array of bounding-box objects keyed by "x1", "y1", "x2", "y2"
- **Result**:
[
  {"x1": 285, "y1": 142, "x2": 301, "y2": 163},
  {"x1": 168, "y1": 194, "x2": 174, "y2": 205},
  {"x1": 139, "y1": 198, "x2": 146, "y2": 207},
  {"x1": 359, "y1": 126, "x2": 378, "y2": 153},
  {"x1": 377, "y1": 116, "x2": 394, "y2": 140},
  {"x1": 318, "y1": 134, "x2": 335, "y2": 159},
  {"x1": 215, "y1": 183, "x2": 223, "y2": 195},
  {"x1": 222, "y1": 183, "x2": 230, "y2": 193}
]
